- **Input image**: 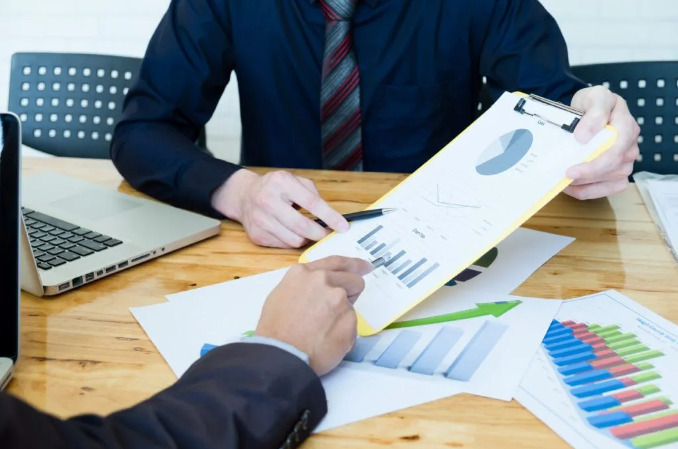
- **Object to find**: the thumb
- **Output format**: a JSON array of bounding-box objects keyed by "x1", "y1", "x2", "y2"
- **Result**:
[{"x1": 572, "y1": 87, "x2": 615, "y2": 144}]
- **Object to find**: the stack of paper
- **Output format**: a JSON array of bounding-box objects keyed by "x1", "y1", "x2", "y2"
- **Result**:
[
  {"x1": 131, "y1": 228, "x2": 570, "y2": 432},
  {"x1": 635, "y1": 172, "x2": 678, "y2": 264}
]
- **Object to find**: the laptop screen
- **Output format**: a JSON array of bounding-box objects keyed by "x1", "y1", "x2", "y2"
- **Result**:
[{"x1": 0, "y1": 114, "x2": 20, "y2": 362}]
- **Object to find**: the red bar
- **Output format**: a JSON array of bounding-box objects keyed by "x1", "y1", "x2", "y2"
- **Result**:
[
  {"x1": 620, "y1": 399, "x2": 669, "y2": 417},
  {"x1": 609, "y1": 364, "x2": 641, "y2": 377},
  {"x1": 568, "y1": 323, "x2": 588, "y2": 332},
  {"x1": 611, "y1": 413, "x2": 678, "y2": 439},
  {"x1": 581, "y1": 336, "x2": 605, "y2": 345},
  {"x1": 574, "y1": 329, "x2": 595, "y2": 338},
  {"x1": 594, "y1": 349, "x2": 617, "y2": 360},
  {"x1": 592, "y1": 356, "x2": 625, "y2": 369},
  {"x1": 593, "y1": 343, "x2": 609, "y2": 351},
  {"x1": 613, "y1": 388, "x2": 644, "y2": 402},
  {"x1": 561, "y1": 320, "x2": 578, "y2": 327}
]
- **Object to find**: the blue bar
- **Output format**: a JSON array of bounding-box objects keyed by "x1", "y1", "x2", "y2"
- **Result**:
[
  {"x1": 578, "y1": 395, "x2": 622, "y2": 412},
  {"x1": 391, "y1": 260, "x2": 412, "y2": 275},
  {"x1": 549, "y1": 320, "x2": 565, "y2": 331},
  {"x1": 409, "y1": 327, "x2": 463, "y2": 375},
  {"x1": 571, "y1": 379, "x2": 626, "y2": 398},
  {"x1": 344, "y1": 335, "x2": 381, "y2": 363},
  {"x1": 552, "y1": 351, "x2": 597, "y2": 366},
  {"x1": 564, "y1": 369, "x2": 613, "y2": 386},
  {"x1": 358, "y1": 225, "x2": 383, "y2": 244},
  {"x1": 545, "y1": 327, "x2": 574, "y2": 339},
  {"x1": 398, "y1": 258, "x2": 428, "y2": 281},
  {"x1": 543, "y1": 333, "x2": 576, "y2": 346},
  {"x1": 375, "y1": 239, "x2": 400, "y2": 258},
  {"x1": 370, "y1": 243, "x2": 386, "y2": 256},
  {"x1": 545, "y1": 338, "x2": 585, "y2": 352},
  {"x1": 559, "y1": 362, "x2": 593, "y2": 376},
  {"x1": 384, "y1": 250, "x2": 406, "y2": 268},
  {"x1": 445, "y1": 321, "x2": 508, "y2": 381},
  {"x1": 364, "y1": 241, "x2": 378, "y2": 251},
  {"x1": 200, "y1": 343, "x2": 217, "y2": 358},
  {"x1": 374, "y1": 331, "x2": 420, "y2": 369},
  {"x1": 407, "y1": 263, "x2": 440, "y2": 289},
  {"x1": 587, "y1": 411, "x2": 633, "y2": 428},
  {"x1": 549, "y1": 343, "x2": 593, "y2": 358}
]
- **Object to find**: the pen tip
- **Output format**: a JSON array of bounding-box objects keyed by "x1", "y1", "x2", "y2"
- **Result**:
[{"x1": 383, "y1": 208, "x2": 397, "y2": 214}]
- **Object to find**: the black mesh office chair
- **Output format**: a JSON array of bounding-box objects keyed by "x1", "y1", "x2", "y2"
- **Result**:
[
  {"x1": 572, "y1": 62, "x2": 678, "y2": 175},
  {"x1": 8, "y1": 52, "x2": 208, "y2": 159}
]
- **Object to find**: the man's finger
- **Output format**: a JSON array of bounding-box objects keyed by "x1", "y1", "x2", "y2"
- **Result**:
[
  {"x1": 572, "y1": 87, "x2": 617, "y2": 144},
  {"x1": 296, "y1": 176, "x2": 322, "y2": 196},
  {"x1": 326, "y1": 271, "x2": 366, "y2": 303},
  {"x1": 253, "y1": 210, "x2": 308, "y2": 248},
  {"x1": 564, "y1": 179, "x2": 629, "y2": 201},
  {"x1": 274, "y1": 200, "x2": 330, "y2": 242},
  {"x1": 566, "y1": 146, "x2": 621, "y2": 181},
  {"x1": 306, "y1": 256, "x2": 374, "y2": 276},
  {"x1": 283, "y1": 177, "x2": 350, "y2": 233}
]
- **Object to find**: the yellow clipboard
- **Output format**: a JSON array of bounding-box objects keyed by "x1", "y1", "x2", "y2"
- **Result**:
[{"x1": 301, "y1": 92, "x2": 618, "y2": 336}]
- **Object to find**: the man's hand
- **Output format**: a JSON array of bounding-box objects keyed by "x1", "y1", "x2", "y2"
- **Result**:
[
  {"x1": 211, "y1": 169, "x2": 349, "y2": 248},
  {"x1": 255, "y1": 256, "x2": 373, "y2": 376},
  {"x1": 565, "y1": 86, "x2": 640, "y2": 200}
]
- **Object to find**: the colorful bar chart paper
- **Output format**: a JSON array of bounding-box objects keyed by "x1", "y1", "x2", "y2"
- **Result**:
[{"x1": 540, "y1": 318, "x2": 678, "y2": 449}]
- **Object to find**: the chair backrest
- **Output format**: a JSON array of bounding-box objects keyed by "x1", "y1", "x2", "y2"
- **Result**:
[
  {"x1": 8, "y1": 53, "x2": 143, "y2": 159},
  {"x1": 572, "y1": 62, "x2": 678, "y2": 175}
]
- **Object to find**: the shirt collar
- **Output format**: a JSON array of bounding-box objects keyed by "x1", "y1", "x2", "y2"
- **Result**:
[{"x1": 309, "y1": 0, "x2": 380, "y2": 8}]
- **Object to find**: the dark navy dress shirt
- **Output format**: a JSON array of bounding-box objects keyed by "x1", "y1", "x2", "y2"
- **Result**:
[{"x1": 111, "y1": 0, "x2": 586, "y2": 217}]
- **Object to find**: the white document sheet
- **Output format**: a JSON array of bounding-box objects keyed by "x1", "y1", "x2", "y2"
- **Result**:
[
  {"x1": 132, "y1": 288, "x2": 560, "y2": 432},
  {"x1": 167, "y1": 227, "x2": 573, "y2": 305},
  {"x1": 303, "y1": 92, "x2": 614, "y2": 332},
  {"x1": 516, "y1": 291, "x2": 678, "y2": 449},
  {"x1": 647, "y1": 179, "x2": 678, "y2": 260}
]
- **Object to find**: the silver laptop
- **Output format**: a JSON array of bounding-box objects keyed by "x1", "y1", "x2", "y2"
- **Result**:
[
  {"x1": 1, "y1": 113, "x2": 20, "y2": 389},
  {"x1": 3, "y1": 112, "x2": 222, "y2": 297}
]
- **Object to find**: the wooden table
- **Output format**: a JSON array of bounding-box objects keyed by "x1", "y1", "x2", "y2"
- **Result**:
[{"x1": 11, "y1": 158, "x2": 678, "y2": 448}]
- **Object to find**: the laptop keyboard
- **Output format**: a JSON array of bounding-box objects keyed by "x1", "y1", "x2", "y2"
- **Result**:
[{"x1": 22, "y1": 208, "x2": 123, "y2": 271}]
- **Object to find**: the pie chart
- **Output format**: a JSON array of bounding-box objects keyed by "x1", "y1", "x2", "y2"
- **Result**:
[
  {"x1": 476, "y1": 129, "x2": 534, "y2": 176},
  {"x1": 446, "y1": 247, "x2": 498, "y2": 287}
]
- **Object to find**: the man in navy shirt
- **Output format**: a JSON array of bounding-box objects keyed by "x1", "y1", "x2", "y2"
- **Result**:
[{"x1": 112, "y1": 0, "x2": 639, "y2": 249}]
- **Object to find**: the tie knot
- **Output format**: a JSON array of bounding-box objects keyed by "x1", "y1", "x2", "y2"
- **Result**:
[{"x1": 320, "y1": 0, "x2": 358, "y2": 22}]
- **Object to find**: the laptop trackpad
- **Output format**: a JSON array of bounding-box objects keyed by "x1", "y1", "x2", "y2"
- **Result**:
[{"x1": 50, "y1": 191, "x2": 142, "y2": 221}]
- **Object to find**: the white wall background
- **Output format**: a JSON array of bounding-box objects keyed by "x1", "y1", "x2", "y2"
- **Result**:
[{"x1": 1, "y1": 0, "x2": 677, "y2": 163}]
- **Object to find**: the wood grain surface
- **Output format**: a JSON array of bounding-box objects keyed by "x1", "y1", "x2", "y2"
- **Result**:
[{"x1": 10, "y1": 158, "x2": 678, "y2": 448}]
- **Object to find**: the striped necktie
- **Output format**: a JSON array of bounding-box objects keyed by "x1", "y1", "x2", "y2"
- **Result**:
[{"x1": 319, "y1": 0, "x2": 363, "y2": 171}]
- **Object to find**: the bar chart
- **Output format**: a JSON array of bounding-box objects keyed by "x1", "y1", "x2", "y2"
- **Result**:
[
  {"x1": 358, "y1": 225, "x2": 440, "y2": 289},
  {"x1": 542, "y1": 318, "x2": 678, "y2": 449},
  {"x1": 344, "y1": 318, "x2": 508, "y2": 382}
]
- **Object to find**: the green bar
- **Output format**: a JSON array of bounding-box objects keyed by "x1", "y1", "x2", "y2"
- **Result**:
[
  {"x1": 608, "y1": 338, "x2": 640, "y2": 350},
  {"x1": 630, "y1": 371, "x2": 662, "y2": 384},
  {"x1": 242, "y1": 330, "x2": 255, "y2": 337},
  {"x1": 608, "y1": 396, "x2": 670, "y2": 413},
  {"x1": 631, "y1": 427, "x2": 678, "y2": 448},
  {"x1": 634, "y1": 362, "x2": 654, "y2": 372},
  {"x1": 626, "y1": 350, "x2": 665, "y2": 364},
  {"x1": 606, "y1": 332, "x2": 636, "y2": 344},
  {"x1": 617, "y1": 344, "x2": 650, "y2": 357},
  {"x1": 588, "y1": 324, "x2": 601, "y2": 331},
  {"x1": 598, "y1": 330, "x2": 622, "y2": 339},
  {"x1": 635, "y1": 409, "x2": 678, "y2": 422},
  {"x1": 592, "y1": 324, "x2": 620, "y2": 335}
]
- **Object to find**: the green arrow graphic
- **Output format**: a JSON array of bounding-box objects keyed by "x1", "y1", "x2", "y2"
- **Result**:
[{"x1": 385, "y1": 300, "x2": 522, "y2": 330}]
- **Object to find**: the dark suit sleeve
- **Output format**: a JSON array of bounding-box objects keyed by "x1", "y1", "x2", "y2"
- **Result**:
[
  {"x1": 0, "y1": 344, "x2": 327, "y2": 449},
  {"x1": 111, "y1": 0, "x2": 240, "y2": 218},
  {"x1": 477, "y1": 0, "x2": 587, "y2": 105}
]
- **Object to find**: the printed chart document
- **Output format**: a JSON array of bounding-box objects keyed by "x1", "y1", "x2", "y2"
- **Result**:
[
  {"x1": 131, "y1": 288, "x2": 560, "y2": 432},
  {"x1": 165, "y1": 227, "x2": 574, "y2": 304},
  {"x1": 516, "y1": 291, "x2": 678, "y2": 449},
  {"x1": 647, "y1": 179, "x2": 678, "y2": 260},
  {"x1": 302, "y1": 92, "x2": 616, "y2": 335}
]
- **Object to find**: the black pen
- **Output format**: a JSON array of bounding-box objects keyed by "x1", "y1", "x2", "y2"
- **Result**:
[{"x1": 314, "y1": 208, "x2": 397, "y2": 228}]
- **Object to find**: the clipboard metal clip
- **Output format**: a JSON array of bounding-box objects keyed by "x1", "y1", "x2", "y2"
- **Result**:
[{"x1": 514, "y1": 94, "x2": 583, "y2": 133}]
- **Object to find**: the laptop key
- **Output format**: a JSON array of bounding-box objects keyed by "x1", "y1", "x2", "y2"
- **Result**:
[
  {"x1": 51, "y1": 238, "x2": 67, "y2": 246},
  {"x1": 33, "y1": 250, "x2": 45, "y2": 258},
  {"x1": 22, "y1": 207, "x2": 34, "y2": 215},
  {"x1": 29, "y1": 230, "x2": 45, "y2": 238},
  {"x1": 59, "y1": 242, "x2": 76, "y2": 250},
  {"x1": 59, "y1": 232, "x2": 74, "y2": 240},
  {"x1": 24, "y1": 218, "x2": 37, "y2": 226},
  {"x1": 94, "y1": 235, "x2": 111, "y2": 243},
  {"x1": 40, "y1": 225, "x2": 56, "y2": 233},
  {"x1": 84, "y1": 232, "x2": 101, "y2": 239},
  {"x1": 71, "y1": 245, "x2": 94, "y2": 257},
  {"x1": 73, "y1": 228, "x2": 91, "y2": 236},
  {"x1": 38, "y1": 254, "x2": 56, "y2": 262},
  {"x1": 40, "y1": 235, "x2": 57, "y2": 243},
  {"x1": 25, "y1": 212, "x2": 79, "y2": 231},
  {"x1": 30, "y1": 239, "x2": 39, "y2": 246},
  {"x1": 37, "y1": 243, "x2": 54, "y2": 252},
  {"x1": 48, "y1": 258, "x2": 67, "y2": 267},
  {"x1": 59, "y1": 251, "x2": 80, "y2": 262},
  {"x1": 68, "y1": 235, "x2": 84, "y2": 243},
  {"x1": 48, "y1": 248, "x2": 65, "y2": 256},
  {"x1": 37, "y1": 263, "x2": 52, "y2": 270},
  {"x1": 103, "y1": 239, "x2": 123, "y2": 247},
  {"x1": 49, "y1": 228, "x2": 66, "y2": 236},
  {"x1": 79, "y1": 239, "x2": 107, "y2": 252}
]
